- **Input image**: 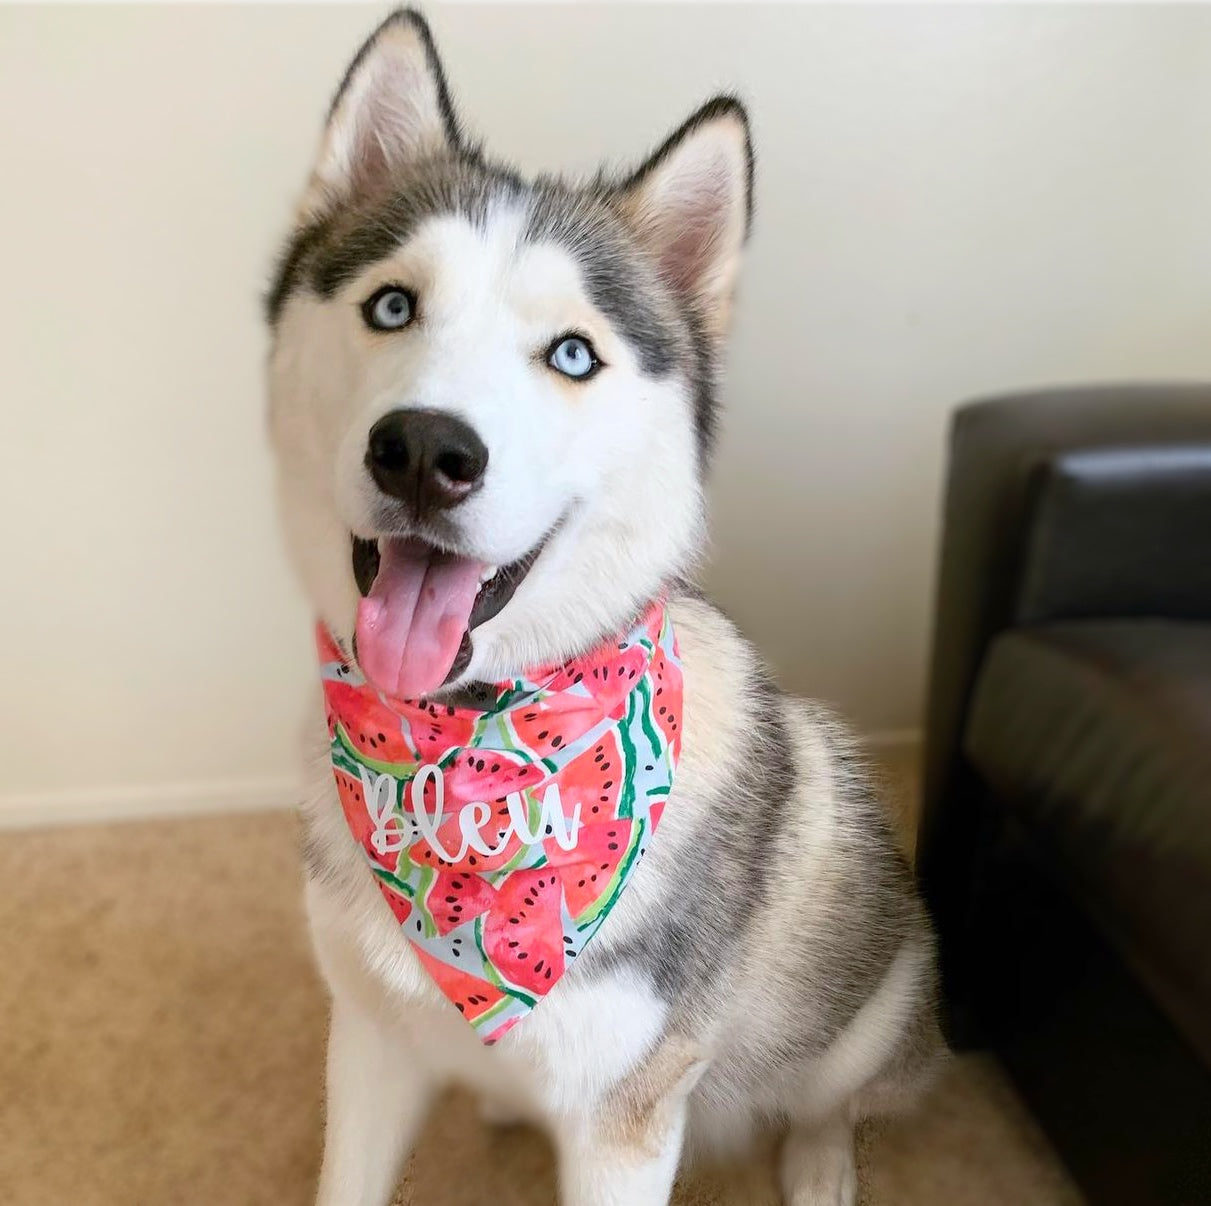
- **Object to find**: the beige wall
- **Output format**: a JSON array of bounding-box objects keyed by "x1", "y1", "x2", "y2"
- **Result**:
[{"x1": 3, "y1": 4, "x2": 1210, "y2": 820}]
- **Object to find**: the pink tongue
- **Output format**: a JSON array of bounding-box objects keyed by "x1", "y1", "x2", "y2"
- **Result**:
[{"x1": 355, "y1": 539, "x2": 485, "y2": 699}]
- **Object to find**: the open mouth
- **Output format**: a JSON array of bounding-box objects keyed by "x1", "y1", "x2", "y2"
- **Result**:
[{"x1": 350, "y1": 533, "x2": 546, "y2": 699}]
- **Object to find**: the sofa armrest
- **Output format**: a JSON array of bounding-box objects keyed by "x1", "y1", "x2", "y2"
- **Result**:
[
  {"x1": 917, "y1": 384, "x2": 1211, "y2": 909},
  {"x1": 1015, "y1": 445, "x2": 1211, "y2": 625}
]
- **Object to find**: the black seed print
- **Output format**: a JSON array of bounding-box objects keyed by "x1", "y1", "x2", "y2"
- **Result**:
[
  {"x1": 545, "y1": 825, "x2": 553, "y2": 835},
  {"x1": 645, "y1": 764, "x2": 654, "y2": 772},
  {"x1": 552, "y1": 735, "x2": 562, "y2": 748},
  {"x1": 508, "y1": 940, "x2": 519, "y2": 948},
  {"x1": 603, "y1": 781, "x2": 613, "y2": 789},
  {"x1": 491, "y1": 763, "x2": 500, "y2": 772},
  {"x1": 545, "y1": 968, "x2": 553, "y2": 980},
  {"x1": 518, "y1": 952, "x2": 528, "y2": 960},
  {"x1": 534, "y1": 960, "x2": 544, "y2": 973},
  {"x1": 563, "y1": 935, "x2": 573, "y2": 944},
  {"x1": 456, "y1": 1003, "x2": 465, "y2": 1013},
  {"x1": 578, "y1": 879, "x2": 586, "y2": 888},
  {"x1": 475, "y1": 758, "x2": 485, "y2": 771},
  {"x1": 592, "y1": 806, "x2": 600, "y2": 813},
  {"x1": 608, "y1": 843, "x2": 619, "y2": 851},
  {"x1": 537, "y1": 730, "x2": 548, "y2": 741},
  {"x1": 445, "y1": 895, "x2": 457, "y2": 903},
  {"x1": 658, "y1": 706, "x2": 666, "y2": 715}
]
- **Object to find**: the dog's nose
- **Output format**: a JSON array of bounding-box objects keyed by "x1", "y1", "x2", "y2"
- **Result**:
[{"x1": 366, "y1": 409, "x2": 489, "y2": 515}]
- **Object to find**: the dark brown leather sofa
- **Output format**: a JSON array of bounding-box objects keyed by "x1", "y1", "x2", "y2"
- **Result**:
[{"x1": 916, "y1": 384, "x2": 1211, "y2": 1205}]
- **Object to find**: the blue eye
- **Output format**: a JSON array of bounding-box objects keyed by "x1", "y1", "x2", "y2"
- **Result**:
[
  {"x1": 548, "y1": 335, "x2": 599, "y2": 380},
  {"x1": 363, "y1": 286, "x2": 414, "y2": 331}
]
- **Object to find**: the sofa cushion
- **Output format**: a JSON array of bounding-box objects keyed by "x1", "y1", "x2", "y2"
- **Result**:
[{"x1": 964, "y1": 620, "x2": 1211, "y2": 1064}]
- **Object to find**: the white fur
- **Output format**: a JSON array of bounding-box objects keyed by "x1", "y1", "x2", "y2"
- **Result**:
[{"x1": 270, "y1": 202, "x2": 705, "y2": 678}]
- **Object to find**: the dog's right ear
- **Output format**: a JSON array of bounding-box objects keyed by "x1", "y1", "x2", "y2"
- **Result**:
[{"x1": 300, "y1": 9, "x2": 460, "y2": 219}]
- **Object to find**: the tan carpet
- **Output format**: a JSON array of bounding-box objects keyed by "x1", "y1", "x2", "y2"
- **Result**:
[{"x1": 0, "y1": 756, "x2": 1082, "y2": 1206}]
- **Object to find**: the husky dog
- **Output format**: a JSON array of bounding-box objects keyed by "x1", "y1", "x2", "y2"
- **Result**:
[{"x1": 267, "y1": 10, "x2": 942, "y2": 1205}]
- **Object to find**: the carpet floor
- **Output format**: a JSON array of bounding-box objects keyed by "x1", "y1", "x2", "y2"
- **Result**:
[{"x1": 0, "y1": 755, "x2": 1082, "y2": 1205}]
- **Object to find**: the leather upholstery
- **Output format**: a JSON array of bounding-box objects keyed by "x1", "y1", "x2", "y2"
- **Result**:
[
  {"x1": 1013, "y1": 446, "x2": 1211, "y2": 625},
  {"x1": 964, "y1": 621, "x2": 1211, "y2": 1065},
  {"x1": 917, "y1": 384, "x2": 1211, "y2": 904}
]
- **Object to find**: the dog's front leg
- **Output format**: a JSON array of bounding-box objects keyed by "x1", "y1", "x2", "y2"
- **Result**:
[
  {"x1": 556, "y1": 1040, "x2": 704, "y2": 1206},
  {"x1": 556, "y1": 1100, "x2": 689, "y2": 1206},
  {"x1": 315, "y1": 997, "x2": 431, "y2": 1206}
]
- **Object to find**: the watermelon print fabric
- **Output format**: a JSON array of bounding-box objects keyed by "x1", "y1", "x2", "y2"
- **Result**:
[{"x1": 316, "y1": 605, "x2": 682, "y2": 1044}]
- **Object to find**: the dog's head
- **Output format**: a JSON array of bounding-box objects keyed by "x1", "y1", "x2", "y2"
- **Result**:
[{"x1": 267, "y1": 9, "x2": 752, "y2": 697}]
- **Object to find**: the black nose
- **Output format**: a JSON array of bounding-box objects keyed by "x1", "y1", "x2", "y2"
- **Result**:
[{"x1": 366, "y1": 409, "x2": 489, "y2": 517}]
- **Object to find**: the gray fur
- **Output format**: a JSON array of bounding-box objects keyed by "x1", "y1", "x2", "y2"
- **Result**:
[
  {"x1": 269, "y1": 158, "x2": 682, "y2": 376},
  {"x1": 266, "y1": 115, "x2": 724, "y2": 457},
  {"x1": 587, "y1": 673, "x2": 794, "y2": 1003}
]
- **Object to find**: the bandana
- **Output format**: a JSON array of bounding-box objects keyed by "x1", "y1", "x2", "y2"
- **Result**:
[{"x1": 316, "y1": 605, "x2": 682, "y2": 1043}]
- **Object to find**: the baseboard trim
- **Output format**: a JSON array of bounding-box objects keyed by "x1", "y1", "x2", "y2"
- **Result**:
[{"x1": 0, "y1": 776, "x2": 299, "y2": 830}]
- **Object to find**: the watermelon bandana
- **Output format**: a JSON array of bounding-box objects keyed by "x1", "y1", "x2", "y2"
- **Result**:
[{"x1": 316, "y1": 605, "x2": 682, "y2": 1043}]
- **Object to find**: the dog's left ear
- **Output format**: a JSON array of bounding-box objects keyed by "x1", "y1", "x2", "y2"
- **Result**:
[
  {"x1": 612, "y1": 97, "x2": 753, "y2": 332},
  {"x1": 300, "y1": 9, "x2": 460, "y2": 219}
]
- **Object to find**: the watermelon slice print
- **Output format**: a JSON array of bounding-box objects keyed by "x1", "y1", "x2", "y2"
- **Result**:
[
  {"x1": 551, "y1": 729, "x2": 625, "y2": 822},
  {"x1": 545, "y1": 644, "x2": 647, "y2": 718},
  {"x1": 482, "y1": 869, "x2": 565, "y2": 995},
  {"x1": 425, "y1": 869, "x2": 497, "y2": 935},
  {"x1": 510, "y1": 693, "x2": 602, "y2": 760},
  {"x1": 410, "y1": 699, "x2": 476, "y2": 764},
  {"x1": 412, "y1": 945, "x2": 510, "y2": 1030},
  {"x1": 543, "y1": 818, "x2": 637, "y2": 922},
  {"x1": 442, "y1": 747, "x2": 545, "y2": 805},
  {"x1": 649, "y1": 645, "x2": 683, "y2": 760},
  {"x1": 334, "y1": 768, "x2": 411, "y2": 873},
  {"x1": 325, "y1": 680, "x2": 419, "y2": 766}
]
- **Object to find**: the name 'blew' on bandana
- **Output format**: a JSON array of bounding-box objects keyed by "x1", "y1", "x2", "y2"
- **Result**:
[{"x1": 316, "y1": 605, "x2": 683, "y2": 1043}]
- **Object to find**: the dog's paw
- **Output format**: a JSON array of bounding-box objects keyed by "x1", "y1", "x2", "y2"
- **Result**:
[{"x1": 780, "y1": 1121, "x2": 858, "y2": 1206}]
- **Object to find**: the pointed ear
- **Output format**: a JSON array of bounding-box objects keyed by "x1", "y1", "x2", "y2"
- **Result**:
[
  {"x1": 612, "y1": 97, "x2": 753, "y2": 331},
  {"x1": 301, "y1": 9, "x2": 460, "y2": 218}
]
